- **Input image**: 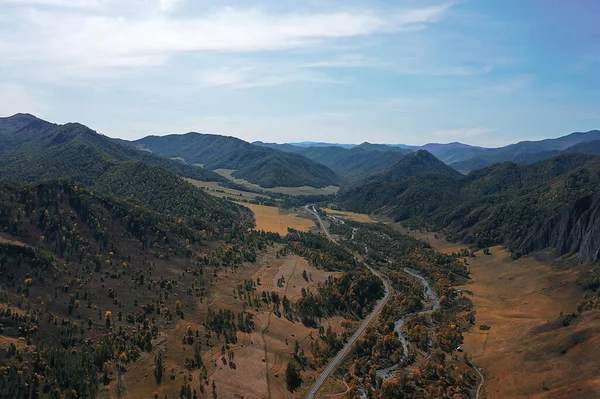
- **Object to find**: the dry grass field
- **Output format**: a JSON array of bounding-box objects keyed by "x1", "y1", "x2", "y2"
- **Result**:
[
  {"x1": 267, "y1": 185, "x2": 339, "y2": 196},
  {"x1": 323, "y1": 208, "x2": 377, "y2": 224},
  {"x1": 214, "y1": 168, "x2": 339, "y2": 196},
  {"x1": 184, "y1": 177, "x2": 266, "y2": 200},
  {"x1": 241, "y1": 203, "x2": 315, "y2": 236},
  {"x1": 394, "y1": 225, "x2": 465, "y2": 254},
  {"x1": 214, "y1": 169, "x2": 266, "y2": 191},
  {"x1": 101, "y1": 248, "x2": 345, "y2": 399},
  {"x1": 208, "y1": 250, "x2": 345, "y2": 399},
  {"x1": 406, "y1": 230, "x2": 600, "y2": 399},
  {"x1": 458, "y1": 248, "x2": 600, "y2": 399}
]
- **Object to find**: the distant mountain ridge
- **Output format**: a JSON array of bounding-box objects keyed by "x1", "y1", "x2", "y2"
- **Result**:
[
  {"x1": 254, "y1": 141, "x2": 411, "y2": 183},
  {"x1": 271, "y1": 130, "x2": 600, "y2": 174},
  {"x1": 129, "y1": 133, "x2": 340, "y2": 188}
]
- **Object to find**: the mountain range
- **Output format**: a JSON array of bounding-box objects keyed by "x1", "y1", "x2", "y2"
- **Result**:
[
  {"x1": 254, "y1": 141, "x2": 411, "y2": 183},
  {"x1": 127, "y1": 133, "x2": 340, "y2": 188},
  {"x1": 272, "y1": 131, "x2": 600, "y2": 174}
]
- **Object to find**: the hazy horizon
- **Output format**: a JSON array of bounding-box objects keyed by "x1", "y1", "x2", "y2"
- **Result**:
[
  {"x1": 3, "y1": 111, "x2": 600, "y2": 149},
  {"x1": 1, "y1": 1, "x2": 598, "y2": 146}
]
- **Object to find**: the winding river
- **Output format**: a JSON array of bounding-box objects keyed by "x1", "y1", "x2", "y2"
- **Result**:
[{"x1": 376, "y1": 268, "x2": 440, "y2": 379}]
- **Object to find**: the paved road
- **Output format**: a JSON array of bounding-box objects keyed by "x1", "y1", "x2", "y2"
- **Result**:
[
  {"x1": 306, "y1": 264, "x2": 390, "y2": 399},
  {"x1": 304, "y1": 205, "x2": 391, "y2": 399},
  {"x1": 304, "y1": 204, "x2": 336, "y2": 242}
]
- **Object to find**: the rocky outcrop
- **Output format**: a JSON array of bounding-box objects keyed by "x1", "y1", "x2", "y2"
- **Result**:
[{"x1": 520, "y1": 194, "x2": 600, "y2": 263}]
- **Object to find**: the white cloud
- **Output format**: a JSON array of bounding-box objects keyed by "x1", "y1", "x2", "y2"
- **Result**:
[
  {"x1": 0, "y1": 0, "x2": 102, "y2": 8},
  {"x1": 198, "y1": 66, "x2": 346, "y2": 89},
  {"x1": 0, "y1": 82, "x2": 49, "y2": 116},
  {"x1": 158, "y1": 0, "x2": 178, "y2": 12},
  {"x1": 0, "y1": 4, "x2": 452, "y2": 73}
]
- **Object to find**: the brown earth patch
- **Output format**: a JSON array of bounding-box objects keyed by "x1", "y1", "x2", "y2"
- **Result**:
[
  {"x1": 457, "y1": 247, "x2": 600, "y2": 399},
  {"x1": 240, "y1": 203, "x2": 315, "y2": 236}
]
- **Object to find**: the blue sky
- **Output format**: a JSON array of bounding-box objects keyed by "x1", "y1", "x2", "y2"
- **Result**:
[{"x1": 0, "y1": 0, "x2": 598, "y2": 146}]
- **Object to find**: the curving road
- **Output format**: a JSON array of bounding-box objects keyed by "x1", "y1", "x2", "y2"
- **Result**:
[
  {"x1": 304, "y1": 205, "x2": 391, "y2": 399},
  {"x1": 471, "y1": 361, "x2": 485, "y2": 399},
  {"x1": 304, "y1": 205, "x2": 483, "y2": 397}
]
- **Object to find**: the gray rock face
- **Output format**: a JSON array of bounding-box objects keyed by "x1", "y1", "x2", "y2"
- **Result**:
[{"x1": 520, "y1": 194, "x2": 600, "y2": 263}]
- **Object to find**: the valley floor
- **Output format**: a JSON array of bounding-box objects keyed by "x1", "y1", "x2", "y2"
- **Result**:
[{"x1": 407, "y1": 230, "x2": 600, "y2": 399}]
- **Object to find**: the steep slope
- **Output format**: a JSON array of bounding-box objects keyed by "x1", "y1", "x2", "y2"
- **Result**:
[
  {"x1": 339, "y1": 153, "x2": 600, "y2": 263},
  {"x1": 0, "y1": 115, "x2": 256, "y2": 224},
  {"x1": 254, "y1": 141, "x2": 411, "y2": 183},
  {"x1": 130, "y1": 133, "x2": 340, "y2": 188},
  {"x1": 0, "y1": 179, "x2": 262, "y2": 397},
  {"x1": 0, "y1": 114, "x2": 228, "y2": 184},
  {"x1": 362, "y1": 150, "x2": 462, "y2": 185}
]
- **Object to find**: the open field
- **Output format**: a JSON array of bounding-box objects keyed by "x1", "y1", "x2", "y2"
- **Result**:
[
  {"x1": 394, "y1": 225, "x2": 466, "y2": 254},
  {"x1": 214, "y1": 169, "x2": 264, "y2": 191},
  {"x1": 208, "y1": 250, "x2": 345, "y2": 399},
  {"x1": 323, "y1": 208, "x2": 377, "y2": 224},
  {"x1": 241, "y1": 203, "x2": 316, "y2": 236},
  {"x1": 184, "y1": 177, "x2": 267, "y2": 200},
  {"x1": 401, "y1": 230, "x2": 600, "y2": 398},
  {"x1": 458, "y1": 248, "x2": 600, "y2": 399},
  {"x1": 215, "y1": 168, "x2": 339, "y2": 196},
  {"x1": 253, "y1": 255, "x2": 340, "y2": 300},
  {"x1": 268, "y1": 185, "x2": 339, "y2": 196}
]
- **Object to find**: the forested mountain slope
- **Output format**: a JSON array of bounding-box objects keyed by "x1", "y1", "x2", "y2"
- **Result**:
[
  {"x1": 0, "y1": 114, "x2": 227, "y2": 184},
  {"x1": 129, "y1": 133, "x2": 340, "y2": 188},
  {"x1": 361, "y1": 150, "x2": 462, "y2": 185},
  {"x1": 339, "y1": 153, "x2": 600, "y2": 262},
  {"x1": 0, "y1": 114, "x2": 254, "y2": 225},
  {"x1": 0, "y1": 179, "x2": 269, "y2": 397},
  {"x1": 254, "y1": 141, "x2": 411, "y2": 183}
]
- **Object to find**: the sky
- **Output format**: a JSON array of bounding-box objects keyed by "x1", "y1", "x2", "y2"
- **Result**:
[{"x1": 0, "y1": 0, "x2": 598, "y2": 147}]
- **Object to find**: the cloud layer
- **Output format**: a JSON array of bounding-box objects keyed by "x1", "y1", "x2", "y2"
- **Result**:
[{"x1": 1, "y1": 3, "x2": 449, "y2": 71}]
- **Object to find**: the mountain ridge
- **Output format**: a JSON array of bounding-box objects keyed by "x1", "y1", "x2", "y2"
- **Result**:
[{"x1": 129, "y1": 133, "x2": 340, "y2": 188}]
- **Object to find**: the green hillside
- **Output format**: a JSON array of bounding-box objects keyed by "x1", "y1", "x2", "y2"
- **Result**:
[
  {"x1": 0, "y1": 114, "x2": 229, "y2": 185},
  {"x1": 254, "y1": 141, "x2": 411, "y2": 183},
  {"x1": 339, "y1": 153, "x2": 600, "y2": 262},
  {"x1": 130, "y1": 133, "x2": 340, "y2": 188}
]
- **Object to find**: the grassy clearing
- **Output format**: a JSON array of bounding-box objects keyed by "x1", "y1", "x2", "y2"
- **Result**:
[
  {"x1": 205, "y1": 249, "x2": 352, "y2": 399},
  {"x1": 267, "y1": 185, "x2": 339, "y2": 196},
  {"x1": 184, "y1": 178, "x2": 266, "y2": 200},
  {"x1": 457, "y1": 248, "x2": 600, "y2": 398},
  {"x1": 214, "y1": 168, "x2": 339, "y2": 196},
  {"x1": 323, "y1": 208, "x2": 377, "y2": 224},
  {"x1": 214, "y1": 169, "x2": 264, "y2": 191},
  {"x1": 401, "y1": 230, "x2": 600, "y2": 398},
  {"x1": 394, "y1": 225, "x2": 465, "y2": 254},
  {"x1": 241, "y1": 203, "x2": 315, "y2": 236}
]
